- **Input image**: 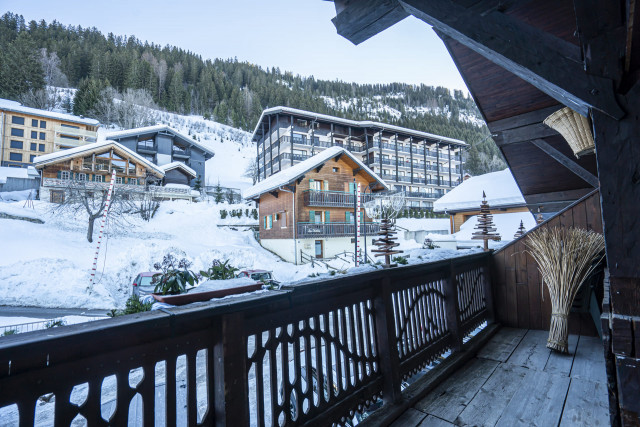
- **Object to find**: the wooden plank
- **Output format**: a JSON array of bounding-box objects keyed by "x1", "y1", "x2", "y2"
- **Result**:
[
  {"x1": 477, "y1": 327, "x2": 527, "y2": 362},
  {"x1": 559, "y1": 377, "x2": 609, "y2": 427},
  {"x1": 417, "y1": 415, "x2": 455, "y2": 426},
  {"x1": 487, "y1": 105, "x2": 562, "y2": 133},
  {"x1": 495, "y1": 370, "x2": 571, "y2": 427},
  {"x1": 390, "y1": 407, "x2": 427, "y2": 427},
  {"x1": 414, "y1": 358, "x2": 498, "y2": 422},
  {"x1": 514, "y1": 243, "x2": 529, "y2": 329},
  {"x1": 544, "y1": 334, "x2": 579, "y2": 377},
  {"x1": 571, "y1": 336, "x2": 607, "y2": 384},
  {"x1": 494, "y1": 123, "x2": 558, "y2": 145},
  {"x1": 571, "y1": 198, "x2": 588, "y2": 229},
  {"x1": 507, "y1": 330, "x2": 551, "y2": 371},
  {"x1": 530, "y1": 139, "x2": 599, "y2": 188},
  {"x1": 526, "y1": 252, "x2": 543, "y2": 331},
  {"x1": 503, "y1": 244, "x2": 518, "y2": 327},
  {"x1": 456, "y1": 363, "x2": 528, "y2": 426}
]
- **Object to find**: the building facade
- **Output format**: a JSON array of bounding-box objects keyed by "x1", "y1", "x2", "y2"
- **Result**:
[
  {"x1": 252, "y1": 107, "x2": 466, "y2": 210},
  {"x1": 244, "y1": 147, "x2": 389, "y2": 264},
  {"x1": 0, "y1": 99, "x2": 100, "y2": 168},
  {"x1": 34, "y1": 140, "x2": 199, "y2": 202},
  {"x1": 105, "y1": 125, "x2": 214, "y2": 186}
]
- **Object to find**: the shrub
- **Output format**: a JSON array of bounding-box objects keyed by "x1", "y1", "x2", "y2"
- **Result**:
[
  {"x1": 2, "y1": 329, "x2": 17, "y2": 336},
  {"x1": 251, "y1": 209, "x2": 258, "y2": 220},
  {"x1": 200, "y1": 259, "x2": 239, "y2": 280},
  {"x1": 45, "y1": 319, "x2": 66, "y2": 329},
  {"x1": 220, "y1": 209, "x2": 228, "y2": 219},
  {"x1": 393, "y1": 256, "x2": 409, "y2": 265},
  {"x1": 107, "y1": 295, "x2": 153, "y2": 317},
  {"x1": 152, "y1": 255, "x2": 199, "y2": 295}
]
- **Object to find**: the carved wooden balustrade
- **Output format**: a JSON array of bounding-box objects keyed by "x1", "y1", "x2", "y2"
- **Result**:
[{"x1": 0, "y1": 252, "x2": 493, "y2": 426}]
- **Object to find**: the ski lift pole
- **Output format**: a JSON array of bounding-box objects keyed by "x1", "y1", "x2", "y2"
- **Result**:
[{"x1": 89, "y1": 169, "x2": 117, "y2": 288}]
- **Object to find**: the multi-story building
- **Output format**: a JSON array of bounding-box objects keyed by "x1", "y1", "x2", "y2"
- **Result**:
[
  {"x1": 244, "y1": 147, "x2": 389, "y2": 264},
  {"x1": 105, "y1": 125, "x2": 214, "y2": 186},
  {"x1": 252, "y1": 107, "x2": 467, "y2": 209},
  {"x1": 0, "y1": 98, "x2": 100, "y2": 168}
]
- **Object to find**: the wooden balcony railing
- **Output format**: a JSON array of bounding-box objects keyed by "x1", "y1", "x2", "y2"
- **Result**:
[
  {"x1": 297, "y1": 221, "x2": 380, "y2": 238},
  {"x1": 303, "y1": 190, "x2": 376, "y2": 207},
  {"x1": 0, "y1": 252, "x2": 493, "y2": 426}
]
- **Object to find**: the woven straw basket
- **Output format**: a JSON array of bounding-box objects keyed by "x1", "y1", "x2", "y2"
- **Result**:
[{"x1": 543, "y1": 107, "x2": 595, "y2": 158}]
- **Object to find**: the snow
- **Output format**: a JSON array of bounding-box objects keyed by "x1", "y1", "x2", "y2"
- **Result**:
[
  {"x1": 243, "y1": 147, "x2": 388, "y2": 200},
  {"x1": 0, "y1": 189, "x2": 36, "y2": 202},
  {"x1": 0, "y1": 97, "x2": 100, "y2": 125},
  {"x1": 159, "y1": 161, "x2": 197, "y2": 177},
  {"x1": 433, "y1": 169, "x2": 525, "y2": 213},
  {"x1": 0, "y1": 166, "x2": 39, "y2": 183},
  {"x1": 0, "y1": 202, "x2": 42, "y2": 221},
  {"x1": 454, "y1": 211, "x2": 536, "y2": 249},
  {"x1": 0, "y1": 315, "x2": 106, "y2": 330},
  {"x1": 189, "y1": 277, "x2": 258, "y2": 293},
  {"x1": 396, "y1": 218, "x2": 450, "y2": 232},
  {"x1": 105, "y1": 124, "x2": 215, "y2": 156},
  {"x1": 33, "y1": 139, "x2": 164, "y2": 176}
]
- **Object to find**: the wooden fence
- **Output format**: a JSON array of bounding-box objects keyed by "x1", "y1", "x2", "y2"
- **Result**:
[
  {"x1": 490, "y1": 189, "x2": 602, "y2": 335},
  {"x1": 0, "y1": 252, "x2": 492, "y2": 426}
]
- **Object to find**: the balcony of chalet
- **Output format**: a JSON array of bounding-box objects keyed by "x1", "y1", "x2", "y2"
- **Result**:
[
  {"x1": 302, "y1": 189, "x2": 376, "y2": 208},
  {"x1": 297, "y1": 220, "x2": 380, "y2": 238},
  {"x1": 0, "y1": 192, "x2": 609, "y2": 426}
]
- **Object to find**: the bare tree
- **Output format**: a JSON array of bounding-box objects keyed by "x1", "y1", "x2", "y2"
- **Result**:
[
  {"x1": 20, "y1": 87, "x2": 60, "y2": 111},
  {"x1": 39, "y1": 48, "x2": 69, "y2": 87},
  {"x1": 243, "y1": 158, "x2": 259, "y2": 184},
  {"x1": 51, "y1": 181, "x2": 139, "y2": 242},
  {"x1": 92, "y1": 87, "x2": 119, "y2": 125},
  {"x1": 116, "y1": 88, "x2": 158, "y2": 129},
  {"x1": 142, "y1": 51, "x2": 167, "y2": 99}
]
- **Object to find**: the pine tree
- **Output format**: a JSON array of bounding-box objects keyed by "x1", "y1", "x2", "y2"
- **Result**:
[
  {"x1": 514, "y1": 220, "x2": 526, "y2": 239},
  {"x1": 371, "y1": 218, "x2": 403, "y2": 268},
  {"x1": 471, "y1": 191, "x2": 501, "y2": 251},
  {"x1": 213, "y1": 181, "x2": 223, "y2": 204}
]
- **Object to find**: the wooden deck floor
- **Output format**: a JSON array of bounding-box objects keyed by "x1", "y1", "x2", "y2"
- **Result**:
[{"x1": 391, "y1": 328, "x2": 609, "y2": 427}]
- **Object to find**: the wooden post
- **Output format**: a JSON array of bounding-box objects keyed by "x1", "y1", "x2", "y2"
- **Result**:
[
  {"x1": 373, "y1": 277, "x2": 402, "y2": 403},
  {"x1": 445, "y1": 260, "x2": 463, "y2": 352},
  {"x1": 214, "y1": 312, "x2": 250, "y2": 426},
  {"x1": 482, "y1": 256, "x2": 496, "y2": 324}
]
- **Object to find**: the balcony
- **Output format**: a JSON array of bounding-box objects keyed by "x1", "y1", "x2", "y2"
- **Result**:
[
  {"x1": 136, "y1": 141, "x2": 157, "y2": 154},
  {"x1": 172, "y1": 146, "x2": 191, "y2": 159},
  {"x1": 42, "y1": 177, "x2": 196, "y2": 199},
  {"x1": 297, "y1": 221, "x2": 380, "y2": 238},
  {"x1": 53, "y1": 136, "x2": 84, "y2": 148},
  {"x1": 54, "y1": 125, "x2": 97, "y2": 140},
  {"x1": 303, "y1": 189, "x2": 375, "y2": 207}
]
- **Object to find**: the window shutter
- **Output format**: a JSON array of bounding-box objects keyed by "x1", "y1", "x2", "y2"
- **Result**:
[
  {"x1": 325, "y1": 211, "x2": 330, "y2": 223},
  {"x1": 345, "y1": 212, "x2": 351, "y2": 223},
  {"x1": 57, "y1": 171, "x2": 61, "y2": 179},
  {"x1": 323, "y1": 180, "x2": 329, "y2": 191},
  {"x1": 360, "y1": 211, "x2": 364, "y2": 223},
  {"x1": 309, "y1": 211, "x2": 315, "y2": 223},
  {"x1": 348, "y1": 182, "x2": 355, "y2": 193},
  {"x1": 263, "y1": 216, "x2": 267, "y2": 228},
  {"x1": 309, "y1": 179, "x2": 315, "y2": 189}
]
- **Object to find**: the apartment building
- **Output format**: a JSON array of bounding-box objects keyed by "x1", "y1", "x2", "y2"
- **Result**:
[
  {"x1": 244, "y1": 147, "x2": 388, "y2": 264},
  {"x1": 252, "y1": 107, "x2": 466, "y2": 209},
  {"x1": 0, "y1": 98, "x2": 100, "y2": 168}
]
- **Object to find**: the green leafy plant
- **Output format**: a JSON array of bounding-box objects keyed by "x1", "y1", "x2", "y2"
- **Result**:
[
  {"x1": 152, "y1": 255, "x2": 199, "y2": 295},
  {"x1": 107, "y1": 295, "x2": 153, "y2": 317},
  {"x1": 200, "y1": 259, "x2": 239, "y2": 280},
  {"x1": 45, "y1": 319, "x2": 66, "y2": 329},
  {"x1": 2, "y1": 329, "x2": 17, "y2": 336},
  {"x1": 393, "y1": 256, "x2": 409, "y2": 265},
  {"x1": 220, "y1": 209, "x2": 228, "y2": 219}
]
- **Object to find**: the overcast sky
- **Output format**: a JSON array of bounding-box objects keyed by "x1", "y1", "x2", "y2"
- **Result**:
[{"x1": 3, "y1": 0, "x2": 469, "y2": 92}]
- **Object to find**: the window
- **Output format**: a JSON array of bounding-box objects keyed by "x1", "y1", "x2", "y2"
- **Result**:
[
  {"x1": 11, "y1": 116, "x2": 24, "y2": 125},
  {"x1": 60, "y1": 123, "x2": 78, "y2": 129},
  {"x1": 39, "y1": 144, "x2": 45, "y2": 152},
  {"x1": 11, "y1": 128, "x2": 24, "y2": 137},
  {"x1": 40, "y1": 121, "x2": 46, "y2": 129},
  {"x1": 61, "y1": 171, "x2": 70, "y2": 180},
  {"x1": 280, "y1": 211, "x2": 287, "y2": 228},
  {"x1": 332, "y1": 167, "x2": 339, "y2": 173},
  {"x1": 29, "y1": 155, "x2": 35, "y2": 162},
  {"x1": 31, "y1": 131, "x2": 38, "y2": 139},
  {"x1": 78, "y1": 173, "x2": 86, "y2": 181},
  {"x1": 264, "y1": 215, "x2": 273, "y2": 230},
  {"x1": 50, "y1": 190, "x2": 64, "y2": 204},
  {"x1": 115, "y1": 177, "x2": 123, "y2": 184},
  {"x1": 32, "y1": 119, "x2": 38, "y2": 127},
  {"x1": 129, "y1": 178, "x2": 137, "y2": 185},
  {"x1": 94, "y1": 175, "x2": 103, "y2": 182},
  {"x1": 10, "y1": 140, "x2": 22, "y2": 149},
  {"x1": 39, "y1": 132, "x2": 45, "y2": 140},
  {"x1": 9, "y1": 153, "x2": 22, "y2": 161},
  {"x1": 30, "y1": 143, "x2": 37, "y2": 151}
]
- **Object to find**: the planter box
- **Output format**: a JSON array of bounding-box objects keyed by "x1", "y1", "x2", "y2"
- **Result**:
[{"x1": 152, "y1": 282, "x2": 262, "y2": 306}]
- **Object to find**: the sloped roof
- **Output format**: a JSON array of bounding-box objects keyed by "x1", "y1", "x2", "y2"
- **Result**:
[
  {"x1": 252, "y1": 106, "x2": 467, "y2": 147},
  {"x1": 105, "y1": 125, "x2": 215, "y2": 157},
  {"x1": 33, "y1": 140, "x2": 164, "y2": 177},
  {"x1": 159, "y1": 161, "x2": 197, "y2": 177},
  {"x1": 433, "y1": 169, "x2": 526, "y2": 213},
  {"x1": 243, "y1": 146, "x2": 389, "y2": 200},
  {"x1": 0, "y1": 98, "x2": 100, "y2": 126}
]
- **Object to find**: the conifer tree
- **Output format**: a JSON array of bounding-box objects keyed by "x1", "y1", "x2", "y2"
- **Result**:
[
  {"x1": 514, "y1": 220, "x2": 526, "y2": 239},
  {"x1": 471, "y1": 191, "x2": 501, "y2": 251}
]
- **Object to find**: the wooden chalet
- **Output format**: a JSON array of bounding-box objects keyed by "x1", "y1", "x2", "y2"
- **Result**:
[
  {"x1": 1, "y1": 1, "x2": 639, "y2": 426},
  {"x1": 243, "y1": 146, "x2": 389, "y2": 264}
]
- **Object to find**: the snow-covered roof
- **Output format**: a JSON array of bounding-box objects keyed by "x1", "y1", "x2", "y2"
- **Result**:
[
  {"x1": 433, "y1": 169, "x2": 526, "y2": 213},
  {"x1": 0, "y1": 166, "x2": 39, "y2": 183},
  {"x1": 252, "y1": 106, "x2": 467, "y2": 147},
  {"x1": 32, "y1": 140, "x2": 165, "y2": 177},
  {"x1": 455, "y1": 211, "x2": 536, "y2": 242},
  {"x1": 243, "y1": 146, "x2": 389, "y2": 200},
  {"x1": 159, "y1": 161, "x2": 197, "y2": 177},
  {"x1": 105, "y1": 125, "x2": 215, "y2": 157},
  {"x1": 0, "y1": 98, "x2": 100, "y2": 126}
]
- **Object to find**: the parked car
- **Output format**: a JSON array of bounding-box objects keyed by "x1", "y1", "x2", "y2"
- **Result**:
[
  {"x1": 236, "y1": 269, "x2": 280, "y2": 288},
  {"x1": 131, "y1": 272, "x2": 161, "y2": 297}
]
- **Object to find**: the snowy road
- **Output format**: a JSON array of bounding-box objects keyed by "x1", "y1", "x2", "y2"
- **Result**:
[{"x1": 0, "y1": 306, "x2": 110, "y2": 318}]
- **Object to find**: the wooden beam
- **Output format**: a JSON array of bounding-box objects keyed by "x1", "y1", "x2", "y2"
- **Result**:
[
  {"x1": 352, "y1": 167, "x2": 363, "y2": 176},
  {"x1": 332, "y1": 0, "x2": 409, "y2": 45},
  {"x1": 398, "y1": 0, "x2": 624, "y2": 118},
  {"x1": 334, "y1": 153, "x2": 343, "y2": 162},
  {"x1": 523, "y1": 188, "x2": 593, "y2": 206},
  {"x1": 487, "y1": 105, "x2": 562, "y2": 133},
  {"x1": 315, "y1": 164, "x2": 324, "y2": 173},
  {"x1": 296, "y1": 175, "x2": 305, "y2": 185},
  {"x1": 530, "y1": 139, "x2": 599, "y2": 188},
  {"x1": 467, "y1": 0, "x2": 526, "y2": 16},
  {"x1": 269, "y1": 191, "x2": 278, "y2": 199}
]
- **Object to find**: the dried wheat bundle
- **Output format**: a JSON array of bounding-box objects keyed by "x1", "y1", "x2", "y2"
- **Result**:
[{"x1": 525, "y1": 227, "x2": 605, "y2": 352}]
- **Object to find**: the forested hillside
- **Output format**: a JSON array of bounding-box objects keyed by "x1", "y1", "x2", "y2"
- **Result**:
[{"x1": 0, "y1": 12, "x2": 505, "y2": 174}]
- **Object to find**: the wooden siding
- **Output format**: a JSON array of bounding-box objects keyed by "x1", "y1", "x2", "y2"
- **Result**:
[
  {"x1": 490, "y1": 190, "x2": 602, "y2": 336},
  {"x1": 164, "y1": 168, "x2": 190, "y2": 185}
]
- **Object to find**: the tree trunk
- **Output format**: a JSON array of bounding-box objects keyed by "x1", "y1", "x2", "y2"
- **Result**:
[{"x1": 87, "y1": 214, "x2": 100, "y2": 243}]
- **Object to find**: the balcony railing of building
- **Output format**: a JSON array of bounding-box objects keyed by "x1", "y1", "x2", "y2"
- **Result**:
[
  {"x1": 53, "y1": 136, "x2": 85, "y2": 147},
  {"x1": 54, "y1": 125, "x2": 97, "y2": 140},
  {"x1": 0, "y1": 252, "x2": 492, "y2": 426},
  {"x1": 297, "y1": 221, "x2": 381, "y2": 238},
  {"x1": 137, "y1": 141, "x2": 157, "y2": 153},
  {"x1": 42, "y1": 177, "x2": 195, "y2": 197},
  {"x1": 303, "y1": 189, "x2": 376, "y2": 207},
  {"x1": 371, "y1": 142, "x2": 460, "y2": 161},
  {"x1": 172, "y1": 146, "x2": 191, "y2": 158}
]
